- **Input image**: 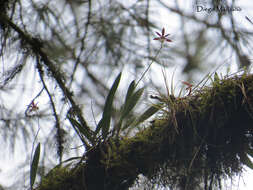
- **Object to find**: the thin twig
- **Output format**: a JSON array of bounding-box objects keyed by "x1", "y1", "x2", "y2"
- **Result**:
[
  {"x1": 0, "y1": 13, "x2": 94, "y2": 148},
  {"x1": 36, "y1": 57, "x2": 64, "y2": 163}
]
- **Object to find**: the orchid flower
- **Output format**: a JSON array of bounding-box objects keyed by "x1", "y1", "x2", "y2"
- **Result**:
[
  {"x1": 153, "y1": 28, "x2": 172, "y2": 43},
  {"x1": 28, "y1": 101, "x2": 39, "y2": 113}
]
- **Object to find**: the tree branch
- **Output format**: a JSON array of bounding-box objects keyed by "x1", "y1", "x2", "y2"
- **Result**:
[
  {"x1": 38, "y1": 73, "x2": 253, "y2": 190},
  {"x1": 0, "y1": 13, "x2": 94, "y2": 147}
]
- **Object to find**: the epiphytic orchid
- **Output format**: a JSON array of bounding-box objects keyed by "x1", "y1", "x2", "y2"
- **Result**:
[{"x1": 153, "y1": 28, "x2": 172, "y2": 43}]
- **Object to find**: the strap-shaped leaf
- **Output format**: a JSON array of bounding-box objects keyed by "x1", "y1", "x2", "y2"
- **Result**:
[
  {"x1": 68, "y1": 117, "x2": 93, "y2": 143},
  {"x1": 30, "y1": 143, "x2": 40, "y2": 189},
  {"x1": 95, "y1": 72, "x2": 122, "y2": 139},
  {"x1": 124, "y1": 80, "x2": 136, "y2": 107},
  {"x1": 247, "y1": 148, "x2": 253, "y2": 158},
  {"x1": 114, "y1": 80, "x2": 135, "y2": 133},
  {"x1": 214, "y1": 72, "x2": 220, "y2": 82},
  {"x1": 134, "y1": 103, "x2": 163, "y2": 126},
  {"x1": 121, "y1": 87, "x2": 144, "y2": 121},
  {"x1": 240, "y1": 152, "x2": 253, "y2": 170},
  {"x1": 116, "y1": 87, "x2": 144, "y2": 133},
  {"x1": 121, "y1": 103, "x2": 163, "y2": 131}
]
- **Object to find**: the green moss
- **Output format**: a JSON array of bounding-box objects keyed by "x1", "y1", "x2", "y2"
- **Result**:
[
  {"x1": 37, "y1": 74, "x2": 253, "y2": 190},
  {"x1": 38, "y1": 166, "x2": 70, "y2": 190},
  {"x1": 37, "y1": 164, "x2": 86, "y2": 190}
]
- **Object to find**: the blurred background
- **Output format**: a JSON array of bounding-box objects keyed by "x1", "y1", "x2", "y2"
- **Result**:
[{"x1": 0, "y1": 0, "x2": 253, "y2": 189}]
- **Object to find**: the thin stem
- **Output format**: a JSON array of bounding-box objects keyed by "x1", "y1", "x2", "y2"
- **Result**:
[{"x1": 135, "y1": 44, "x2": 163, "y2": 87}]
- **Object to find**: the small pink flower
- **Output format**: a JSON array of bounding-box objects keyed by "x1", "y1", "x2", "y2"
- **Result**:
[
  {"x1": 28, "y1": 101, "x2": 39, "y2": 113},
  {"x1": 153, "y1": 28, "x2": 172, "y2": 43},
  {"x1": 182, "y1": 81, "x2": 193, "y2": 96}
]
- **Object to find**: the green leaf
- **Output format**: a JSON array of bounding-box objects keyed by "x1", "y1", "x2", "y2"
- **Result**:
[
  {"x1": 121, "y1": 103, "x2": 162, "y2": 130},
  {"x1": 121, "y1": 115, "x2": 137, "y2": 131},
  {"x1": 121, "y1": 87, "x2": 144, "y2": 121},
  {"x1": 68, "y1": 117, "x2": 93, "y2": 143},
  {"x1": 116, "y1": 87, "x2": 144, "y2": 133},
  {"x1": 247, "y1": 148, "x2": 253, "y2": 158},
  {"x1": 241, "y1": 152, "x2": 253, "y2": 170},
  {"x1": 124, "y1": 80, "x2": 136, "y2": 105},
  {"x1": 96, "y1": 117, "x2": 109, "y2": 139},
  {"x1": 134, "y1": 103, "x2": 163, "y2": 126},
  {"x1": 114, "y1": 80, "x2": 136, "y2": 133},
  {"x1": 95, "y1": 72, "x2": 122, "y2": 139},
  {"x1": 214, "y1": 72, "x2": 219, "y2": 82},
  {"x1": 30, "y1": 143, "x2": 40, "y2": 189}
]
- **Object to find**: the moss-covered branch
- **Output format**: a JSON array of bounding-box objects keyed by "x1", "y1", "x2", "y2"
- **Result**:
[{"x1": 38, "y1": 73, "x2": 253, "y2": 190}]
